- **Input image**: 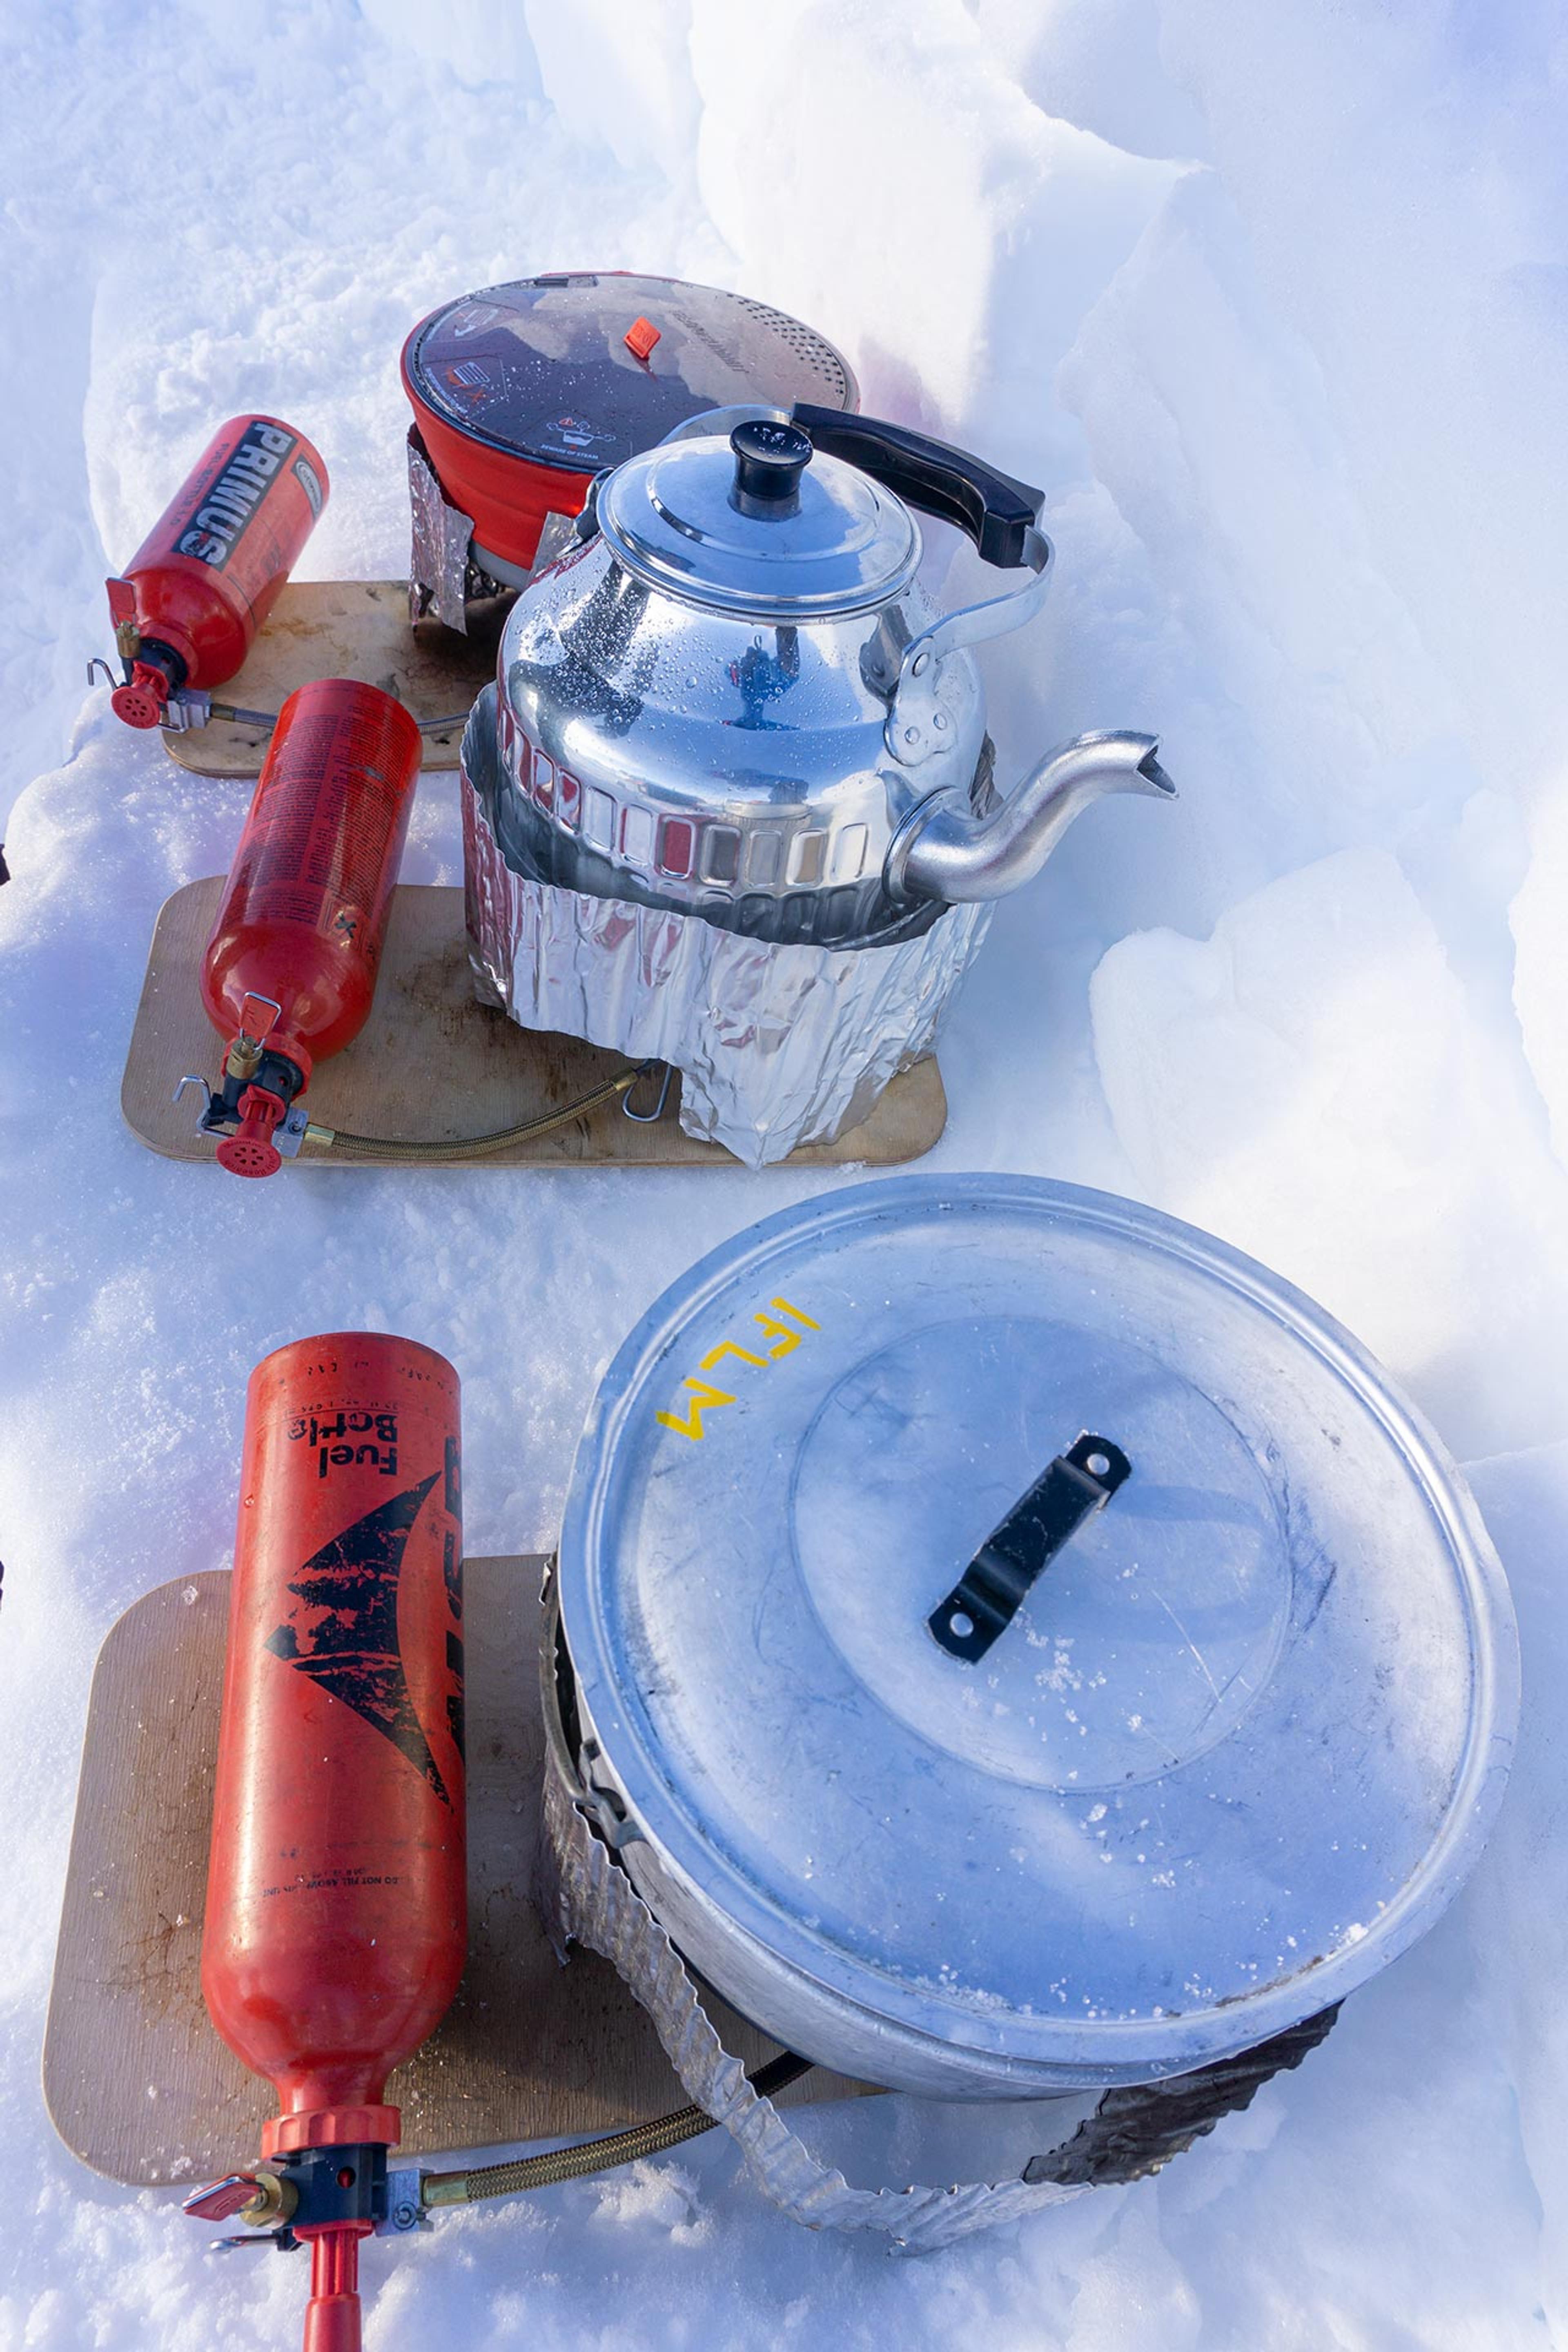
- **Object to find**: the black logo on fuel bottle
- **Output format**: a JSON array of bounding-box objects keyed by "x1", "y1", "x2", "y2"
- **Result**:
[{"x1": 264, "y1": 1471, "x2": 459, "y2": 1804}]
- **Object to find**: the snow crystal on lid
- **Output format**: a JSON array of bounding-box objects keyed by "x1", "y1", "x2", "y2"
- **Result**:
[{"x1": 558, "y1": 1174, "x2": 1518, "y2": 2089}]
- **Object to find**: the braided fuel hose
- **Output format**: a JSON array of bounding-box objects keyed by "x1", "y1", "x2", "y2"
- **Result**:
[
  {"x1": 421, "y1": 2052, "x2": 813, "y2": 2209},
  {"x1": 303, "y1": 1063, "x2": 654, "y2": 1163},
  {"x1": 200, "y1": 707, "x2": 477, "y2": 734}
]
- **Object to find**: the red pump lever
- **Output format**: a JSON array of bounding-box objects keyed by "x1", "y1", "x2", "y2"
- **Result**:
[{"x1": 301, "y1": 2224, "x2": 372, "y2": 2352}]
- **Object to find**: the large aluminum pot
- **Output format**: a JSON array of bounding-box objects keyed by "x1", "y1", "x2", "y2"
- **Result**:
[{"x1": 550, "y1": 1174, "x2": 1518, "y2": 2098}]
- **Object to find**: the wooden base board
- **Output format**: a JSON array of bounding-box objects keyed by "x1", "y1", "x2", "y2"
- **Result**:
[
  {"x1": 121, "y1": 878, "x2": 947, "y2": 1171},
  {"x1": 44, "y1": 1559, "x2": 868, "y2": 2187},
  {"x1": 160, "y1": 582, "x2": 500, "y2": 777}
]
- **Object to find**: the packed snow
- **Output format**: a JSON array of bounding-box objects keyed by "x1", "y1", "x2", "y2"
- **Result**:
[{"x1": 2, "y1": 1, "x2": 1565, "y2": 2345}]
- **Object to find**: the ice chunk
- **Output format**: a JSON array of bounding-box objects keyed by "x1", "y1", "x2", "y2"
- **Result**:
[
  {"x1": 1466, "y1": 1440, "x2": 1568, "y2": 2343},
  {"x1": 1091, "y1": 847, "x2": 1568, "y2": 1454},
  {"x1": 685, "y1": 0, "x2": 1181, "y2": 474},
  {"x1": 1510, "y1": 787, "x2": 1568, "y2": 1173}
]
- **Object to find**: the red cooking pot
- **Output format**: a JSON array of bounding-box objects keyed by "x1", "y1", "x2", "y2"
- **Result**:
[{"x1": 401, "y1": 270, "x2": 857, "y2": 580}]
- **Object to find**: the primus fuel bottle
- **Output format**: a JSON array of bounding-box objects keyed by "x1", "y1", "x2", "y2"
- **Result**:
[{"x1": 107, "y1": 414, "x2": 328, "y2": 729}]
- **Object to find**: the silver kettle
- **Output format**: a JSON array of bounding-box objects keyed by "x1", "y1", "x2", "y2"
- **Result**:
[{"x1": 490, "y1": 404, "x2": 1173, "y2": 946}]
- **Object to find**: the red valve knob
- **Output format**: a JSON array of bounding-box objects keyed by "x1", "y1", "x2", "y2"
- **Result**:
[
  {"x1": 216, "y1": 1084, "x2": 286, "y2": 1179},
  {"x1": 110, "y1": 661, "x2": 172, "y2": 730}
]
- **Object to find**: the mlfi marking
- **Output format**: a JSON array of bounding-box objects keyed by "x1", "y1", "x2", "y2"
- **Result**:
[{"x1": 655, "y1": 1296, "x2": 820, "y2": 1440}]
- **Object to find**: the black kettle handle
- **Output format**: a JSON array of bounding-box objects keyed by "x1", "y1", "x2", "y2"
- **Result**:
[{"x1": 792, "y1": 403, "x2": 1044, "y2": 569}]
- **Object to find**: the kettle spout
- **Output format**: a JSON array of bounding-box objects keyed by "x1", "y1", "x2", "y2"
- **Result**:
[{"x1": 887, "y1": 731, "x2": 1175, "y2": 904}]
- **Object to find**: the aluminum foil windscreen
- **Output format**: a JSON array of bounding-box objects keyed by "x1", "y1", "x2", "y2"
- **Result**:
[
  {"x1": 461, "y1": 688, "x2": 991, "y2": 1167},
  {"x1": 406, "y1": 430, "x2": 475, "y2": 630},
  {"x1": 537, "y1": 1703, "x2": 1091, "y2": 2250}
]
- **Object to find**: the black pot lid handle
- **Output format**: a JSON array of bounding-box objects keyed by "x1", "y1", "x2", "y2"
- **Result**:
[{"x1": 929, "y1": 1434, "x2": 1132, "y2": 1662}]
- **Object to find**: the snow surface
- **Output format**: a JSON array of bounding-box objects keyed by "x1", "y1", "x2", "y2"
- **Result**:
[{"x1": 2, "y1": 1, "x2": 1565, "y2": 2344}]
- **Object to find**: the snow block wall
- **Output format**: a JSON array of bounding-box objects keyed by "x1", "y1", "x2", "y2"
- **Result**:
[{"x1": 1, "y1": 1, "x2": 1565, "y2": 2345}]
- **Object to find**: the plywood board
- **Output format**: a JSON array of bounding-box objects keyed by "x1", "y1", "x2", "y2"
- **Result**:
[
  {"x1": 120, "y1": 878, "x2": 947, "y2": 1171},
  {"x1": 159, "y1": 581, "x2": 499, "y2": 777},
  {"x1": 44, "y1": 1559, "x2": 867, "y2": 2187}
]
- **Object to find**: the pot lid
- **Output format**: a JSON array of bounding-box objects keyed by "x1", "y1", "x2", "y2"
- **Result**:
[
  {"x1": 559, "y1": 1174, "x2": 1518, "y2": 2077},
  {"x1": 403, "y1": 273, "x2": 855, "y2": 476},
  {"x1": 594, "y1": 418, "x2": 920, "y2": 618}
]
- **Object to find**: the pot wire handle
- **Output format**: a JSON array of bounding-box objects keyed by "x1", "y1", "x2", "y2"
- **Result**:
[
  {"x1": 791, "y1": 406, "x2": 1056, "y2": 766},
  {"x1": 880, "y1": 521, "x2": 1055, "y2": 767}
]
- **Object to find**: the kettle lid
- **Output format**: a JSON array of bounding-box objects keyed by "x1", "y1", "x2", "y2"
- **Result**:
[{"x1": 595, "y1": 416, "x2": 920, "y2": 618}]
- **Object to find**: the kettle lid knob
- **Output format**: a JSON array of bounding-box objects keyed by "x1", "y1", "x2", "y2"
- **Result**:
[{"x1": 730, "y1": 418, "x2": 813, "y2": 517}]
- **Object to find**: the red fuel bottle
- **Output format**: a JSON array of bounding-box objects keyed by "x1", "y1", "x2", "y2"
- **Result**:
[
  {"x1": 194, "y1": 1334, "x2": 465, "y2": 2352},
  {"x1": 196, "y1": 679, "x2": 422, "y2": 1176},
  {"x1": 108, "y1": 415, "x2": 328, "y2": 728}
]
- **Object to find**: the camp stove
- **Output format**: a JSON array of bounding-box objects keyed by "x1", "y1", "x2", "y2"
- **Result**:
[
  {"x1": 463, "y1": 406, "x2": 1175, "y2": 1163},
  {"x1": 539, "y1": 1172, "x2": 1520, "y2": 2238},
  {"x1": 161, "y1": 1170, "x2": 1519, "y2": 2337},
  {"x1": 402, "y1": 272, "x2": 857, "y2": 630},
  {"x1": 183, "y1": 1177, "x2": 1519, "y2": 2308}
]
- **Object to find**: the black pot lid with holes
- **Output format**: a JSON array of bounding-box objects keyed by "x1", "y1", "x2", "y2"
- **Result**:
[
  {"x1": 404, "y1": 273, "x2": 855, "y2": 474},
  {"x1": 557, "y1": 1174, "x2": 1519, "y2": 2076}
]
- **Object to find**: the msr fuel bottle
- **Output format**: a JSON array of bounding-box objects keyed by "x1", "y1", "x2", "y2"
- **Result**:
[
  {"x1": 106, "y1": 415, "x2": 328, "y2": 731},
  {"x1": 190, "y1": 678, "x2": 423, "y2": 1176},
  {"x1": 188, "y1": 1333, "x2": 465, "y2": 2352}
]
